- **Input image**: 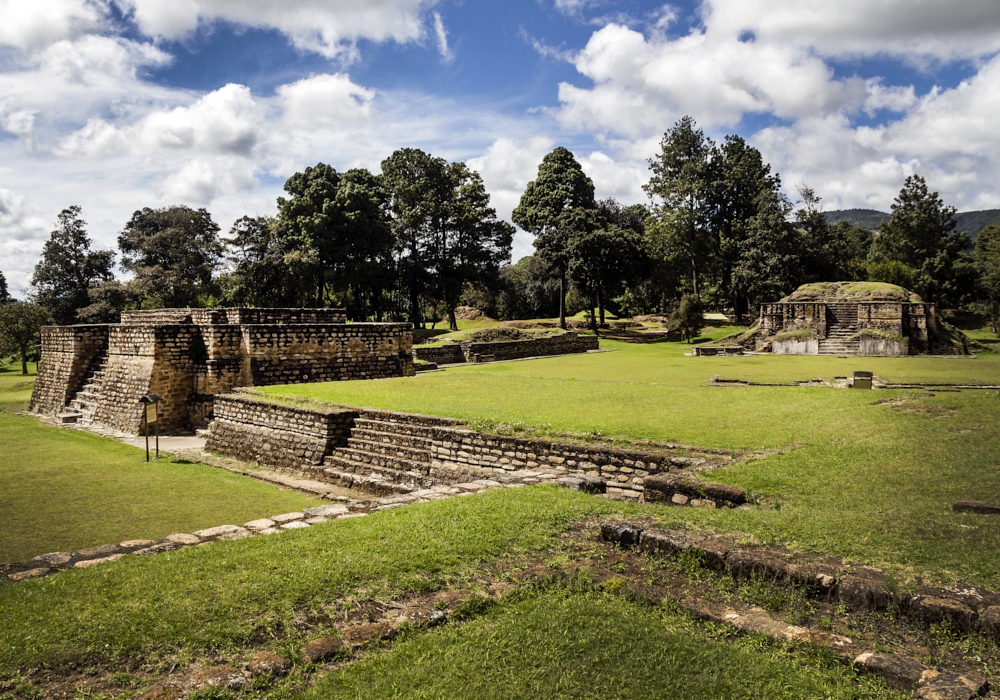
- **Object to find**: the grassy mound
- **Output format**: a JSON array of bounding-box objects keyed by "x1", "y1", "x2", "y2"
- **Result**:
[{"x1": 782, "y1": 282, "x2": 922, "y2": 303}]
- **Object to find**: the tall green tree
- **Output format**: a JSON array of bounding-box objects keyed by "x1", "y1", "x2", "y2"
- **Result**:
[
  {"x1": 869, "y1": 175, "x2": 971, "y2": 304},
  {"x1": 382, "y1": 149, "x2": 512, "y2": 330},
  {"x1": 644, "y1": 116, "x2": 715, "y2": 298},
  {"x1": 512, "y1": 147, "x2": 596, "y2": 328},
  {"x1": 733, "y1": 189, "x2": 803, "y2": 312},
  {"x1": 795, "y1": 187, "x2": 872, "y2": 283},
  {"x1": 0, "y1": 302, "x2": 51, "y2": 374},
  {"x1": 497, "y1": 255, "x2": 561, "y2": 320},
  {"x1": 0, "y1": 270, "x2": 10, "y2": 304},
  {"x1": 118, "y1": 206, "x2": 223, "y2": 308},
  {"x1": 974, "y1": 225, "x2": 1000, "y2": 333},
  {"x1": 711, "y1": 135, "x2": 781, "y2": 318},
  {"x1": 223, "y1": 216, "x2": 299, "y2": 307},
  {"x1": 276, "y1": 164, "x2": 395, "y2": 317},
  {"x1": 30, "y1": 206, "x2": 115, "y2": 324}
]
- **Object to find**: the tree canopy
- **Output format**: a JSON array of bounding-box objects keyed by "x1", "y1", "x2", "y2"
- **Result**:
[
  {"x1": 0, "y1": 301, "x2": 51, "y2": 374},
  {"x1": 31, "y1": 206, "x2": 115, "y2": 325}
]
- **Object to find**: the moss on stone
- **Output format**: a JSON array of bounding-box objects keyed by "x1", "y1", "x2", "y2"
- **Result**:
[{"x1": 781, "y1": 282, "x2": 922, "y2": 303}]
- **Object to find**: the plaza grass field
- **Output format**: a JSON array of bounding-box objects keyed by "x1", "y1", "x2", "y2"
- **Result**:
[
  {"x1": 267, "y1": 327, "x2": 1000, "y2": 588},
  {"x1": 0, "y1": 487, "x2": 902, "y2": 699},
  {"x1": 0, "y1": 365, "x2": 322, "y2": 563}
]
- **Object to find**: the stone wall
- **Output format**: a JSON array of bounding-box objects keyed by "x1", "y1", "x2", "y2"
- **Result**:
[
  {"x1": 412, "y1": 344, "x2": 466, "y2": 365},
  {"x1": 413, "y1": 332, "x2": 598, "y2": 365},
  {"x1": 760, "y1": 303, "x2": 827, "y2": 337},
  {"x1": 772, "y1": 339, "x2": 819, "y2": 355},
  {"x1": 32, "y1": 309, "x2": 414, "y2": 434},
  {"x1": 206, "y1": 394, "x2": 357, "y2": 470},
  {"x1": 206, "y1": 395, "x2": 716, "y2": 500},
  {"x1": 29, "y1": 326, "x2": 108, "y2": 414},
  {"x1": 858, "y1": 336, "x2": 908, "y2": 357}
]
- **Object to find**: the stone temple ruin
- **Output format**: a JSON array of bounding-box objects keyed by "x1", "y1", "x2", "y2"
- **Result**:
[
  {"x1": 30, "y1": 308, "x2": 414, "y2": 434},
  {"x1": 731, "y1": 282, "x2": 967, "y2": 356}
]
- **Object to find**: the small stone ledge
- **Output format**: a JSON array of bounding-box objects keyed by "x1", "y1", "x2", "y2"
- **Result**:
[{"x1": 600, "y1": 522, "x2": 1000, "y2": 643}]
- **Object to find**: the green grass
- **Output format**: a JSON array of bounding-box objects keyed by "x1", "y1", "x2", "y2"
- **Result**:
[
  {"x1": 265, "y1": 334, "x2": 1000, "y2": 587},
  {"x1": 0, "y1": 487, "x2": 625, "y2": 670},
  {"x1": 306, "y1": 587, "x2": 902, "y2": 700},
  {"x1": 0, "y1": 366, "x2": 323, "y2": 563}
]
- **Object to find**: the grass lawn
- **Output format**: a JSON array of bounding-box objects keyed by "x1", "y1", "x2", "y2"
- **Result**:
[
  {"x1": 0, "y1": 365, "x2": 323, "y2": 563},
  {"x1": 307, "y1": 588, "x2": 901, "y2": 700},
  {"x1": 0, "y1": 486, "x2": 902, "y2": 699},
  {"x1": 265, "y1": 330, "x2": 1000, "y2": 588}
]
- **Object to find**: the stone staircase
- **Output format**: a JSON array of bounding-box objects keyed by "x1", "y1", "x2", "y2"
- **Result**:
[
  {"x1": 818, "y1": 303, "x2": 860, "y2": 356},
  {"x1": 319, "y1": 415, "x2": 453, "y2": 496},
  {"x1": 61, "y1": 352, "x2": 109, "y2": 426}
]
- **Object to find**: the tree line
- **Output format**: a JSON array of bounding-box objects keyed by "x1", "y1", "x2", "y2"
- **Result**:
[{"x1": 4, "y1": 120, "x2": 1000, "y2": 374}]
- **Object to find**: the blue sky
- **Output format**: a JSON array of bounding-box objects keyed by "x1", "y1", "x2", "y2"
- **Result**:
[{"x1": 2, "y1": 0, "x2": 1000, "y2": 294}]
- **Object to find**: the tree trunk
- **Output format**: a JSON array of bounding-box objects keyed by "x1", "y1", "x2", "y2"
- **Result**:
[
  {"x1": 589, "y1": 292, "x2": 598, "y2": 332},
  {"x1": 448, "y1": 306, "x2": 458, "y2": 332},
  {"x1": 691, "y1": 257, "x2": 700, "y2": 297},
  {"x1": 20, "y1": 349, "x2": 28, "y2": 376},
  {"x1": 558, "y1": 269, "x2": 567, "y2": 330},
  {"x1": 598, "y1": 288, "x2": 605, "y2": 326}
]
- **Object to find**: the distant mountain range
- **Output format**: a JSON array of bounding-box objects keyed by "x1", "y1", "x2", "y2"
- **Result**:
[{"x1": 824, "y1": 208, "x2": 1000, "y2": 237}]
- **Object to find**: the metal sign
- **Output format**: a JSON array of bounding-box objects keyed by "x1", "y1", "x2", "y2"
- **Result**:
[{"x1": 145, "y1": 403, "x2": 157, "y2": 424}]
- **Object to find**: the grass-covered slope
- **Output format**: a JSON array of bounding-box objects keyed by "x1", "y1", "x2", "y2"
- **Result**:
[
  {"x1": 0, "y1": 366, "x2": 322, "y2": 563},
  {"x1": 266, "y1": 337, "x2": 1000, "y2": 587}
]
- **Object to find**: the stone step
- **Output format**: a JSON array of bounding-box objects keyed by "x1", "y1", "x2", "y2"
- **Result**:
[
  {"x1": 56, "y1": 412, "x2": 81, "y2": 424},
  {"x1": 323, "y1": 457, "x2": 435, "y2": 489},
  {"x1": 325, "y1": 449, "x2": 432, "y2": 476},
  {"x1": 319, "y1": 468, "x2": 418, "y2": 496},
  {"x1": 346, "y1": 437, "x2": 433, "y2": 463},
  {"x1": 349, "y1": 427, "x2": 436, "y2": 451},
  {"x1": 353, "y1": 418, "x2": 458, "y2": 440}
]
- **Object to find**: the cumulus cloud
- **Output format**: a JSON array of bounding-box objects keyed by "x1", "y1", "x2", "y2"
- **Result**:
[
  {"x1": 0, "y1": 0, "x2": 105, "y2": 52},
  {"x1": 115, "y1": 0, "x2": 438, "y2": 59},
  {"x1": 158, "y1": 156, "x2": 259, "y2": 203},
  {"x1": 278, "y1": 74, "x2": 375, "y2": 128}
]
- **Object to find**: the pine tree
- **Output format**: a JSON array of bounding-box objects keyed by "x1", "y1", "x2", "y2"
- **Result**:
[{"x1": 31, "y1": 206, "x2": 115, "y2": 324}]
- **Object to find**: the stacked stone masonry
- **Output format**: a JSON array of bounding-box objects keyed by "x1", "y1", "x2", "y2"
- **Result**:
[
  {"x1": 413, "y1": 332, "x2": 599, "y2": 365},
  {"x1": 206, "y1": 393, "x2": 723, "y2": 500},
  {"x1": 31, "y1": 308, "x2": 414, "y2": 434}
]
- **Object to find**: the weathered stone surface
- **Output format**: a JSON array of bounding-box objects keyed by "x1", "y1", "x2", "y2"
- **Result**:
[
  {"x1": 271, "y1": 512, "x2": 304, "y2": 524},
  {"x1": 193, "y1": 525, "x2": 248, "y2": 541},
  {"x1": 74, "y1": 554, "x2": 123, "y2": 568},
  {"x1": 30, "y1": 552, "x2": 72, "y2": 566},
  {"x1": 977, "y1": 605, "x2": 1000, "y2": 637},
  {"x1": 343, "y1": 621, "x2": 397, "y2": 647},
  {"x1": 670, "y1": 493, "x2": 689, "y2": 505},
  {"x1": 911, "y1": 596, "x2": 978, "y2": 631},
  {"x1": 304, "y1": 516, "x2": 328, "y2": 525},
  {"x1": 854, "y1": 652, "x2": 928, "y2": 690},
  {"x1": 953, "y1": 500, "x2": 1000, "y2": 515},
  {"x1": 246, "y1": 650, "x2": 293, "y2": 677},
  {"x1": 638, "y1": 529, "x2": 696, "y2": 556},
  {"x1": 190, "y1": 665, "x2": 247, "y2": 691},
  {"x1": 727, "y1": 549, "x2": 792, "y2": 581},
  {"x1": 915, "y1": 670, "x2": 989, "y2": 700},
  {"x1": 301, "y1": 636, "x2": 344, "y2": 663},
  {"x1": 557, "y1": 475, "x2": 606, "y2": 494},
  {"x1": 9, "y1": 567, "x2": 51, "y2": 581},
  {"x1": 280, "y1": 521, "x2": 310, "y2": 530},
  {"x1": 75, "y1": 543, "x2": 122, "y2": 559},
  {"x1": 120, "y1": 539, "x2": 156, "y2": 549},
  {"x1": 396, "y1": 606, "x2": 447, "y2": 628},
  {"x1": 131, "y1": 541, "x2": 182, "y2": 556},
  {"x1": 164, "y1": 533, "x2": 201, "y2": 545},
  {"x1": 730, "y1": 610, "x2": 810, "y2": 642},
  {"x1": 243, "y1": 518, "x2": 276, "y2": 531},
  {"x1": 303, "y1": 504, "x2": 350, "y2": 518},
  {"x1": 600, "y1": 522, "x2": 642, "y2": 546},
  {"x1": 839, "y1": 573, "x2": 893, "y2": 611}
]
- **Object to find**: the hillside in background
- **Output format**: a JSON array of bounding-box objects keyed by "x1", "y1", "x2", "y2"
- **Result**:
[{"x1": 825, "y1": 208, "x2": 1000, "y2": 237}]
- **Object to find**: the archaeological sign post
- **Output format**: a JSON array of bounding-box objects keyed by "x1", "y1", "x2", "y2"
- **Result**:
[{"x1": 138, "y1": 393, "x2": 161, "y2": 461}]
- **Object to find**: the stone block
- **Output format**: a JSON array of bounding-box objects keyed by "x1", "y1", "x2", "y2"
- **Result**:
[
  {"x1": 301, "y1": 636, "x2": 344, "y2": 663},
  {"x1": 164, "y1": 533, "x2": 201, "y2": 545},
  {"x1": 190, "y1": 666, "x2": 248, "y2": 691},
  {"x1": 280, "y1": 521, "x2": 310, "y2": 530},
  {"x1": 853, "y1": 652, "x2": 928, "y2": 690},
  {"x1": 910, "y1": 596, "x2": 978, "y2": 632},
  {"x1": 304, "y1": 504, "x2": 349, "y2": 518},
  {"x1": 74, "y1": 554, "x2": 123, "y2": 569},
  {"x1": 600, "y1": 522, "x2": 643, "y2": 546},
  {"x1": 245, "y1": 650, "x2": 292, "y2": 677},
  {"x1": 193, "y1": 525, "x2": 249, "y2": 541},
  {"x1": 243, "y1": 519, "x2": 276, "y2": 531}
]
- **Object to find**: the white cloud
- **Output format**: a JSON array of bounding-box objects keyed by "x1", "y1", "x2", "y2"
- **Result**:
[
  {"x1": 115, "y1": 0, "x2": 439, "y2": 59},
  {"x1": 432, "y1": 12, "x2": 452, "y2": 62},
  {"x1": 277, "y1": 74, "x2": 375, "y2": 128},
  {"x1": 0, "y1": 0, "x2": 105, "y2": 52},
  {"x1": 158, "y1": 156, "x2": 258, "y2": 203},
  {"x1": 39, "y1": 35, "x2": 171, "y2": 84}
]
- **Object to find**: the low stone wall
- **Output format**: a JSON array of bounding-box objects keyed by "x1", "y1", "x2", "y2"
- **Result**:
[
  {"x1": 121, "y1": 308, "x2": 348, "y2": 325},
  {"x1": 412, "y1": 344, "x2": 466, "y2": 365},
  {"x1": 463, "y1": 332, "x2": 598, "y2": 362},
  {"x1": 206, "y1": 394, "x2": 719, "y2": 500},
  {"x1": 414, "y1": 333, "x2": 598, "y2": 365},
  {"x1": 772, "y1": 339, "x2": 819, "y2": 355},
  {"x1": 858, "y1": 336, "x2": 908, "y2": 357},
  {"x1": 30, "y1": 325, "x2": 108, "y2": 414},
  {"x1": 206, "y1": 394, "x2": 358, "y2": 470}
]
